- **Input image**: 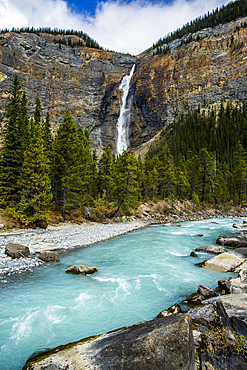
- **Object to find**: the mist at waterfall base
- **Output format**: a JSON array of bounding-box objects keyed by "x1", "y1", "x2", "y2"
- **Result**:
[
  {"x1": 0, "y1": 218, "x2": 241, "y2": 369},
  {"x1": 116, "y1": 64, "x2": 135, "y2": 155}
]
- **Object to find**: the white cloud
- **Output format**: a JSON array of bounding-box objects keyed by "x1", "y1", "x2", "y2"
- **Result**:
[{"x1": 0, "y1": 0, "x2": 231, "y2": 54}]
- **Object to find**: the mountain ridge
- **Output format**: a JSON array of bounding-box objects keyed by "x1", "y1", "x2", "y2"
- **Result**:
[{"x1": 0, "y1": 16, "x2": 247, "y2": 155}]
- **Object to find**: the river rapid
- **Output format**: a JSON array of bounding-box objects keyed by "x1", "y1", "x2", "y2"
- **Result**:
[{"x1": 0, "y1": 217, "x2": 243, "y2": 370}]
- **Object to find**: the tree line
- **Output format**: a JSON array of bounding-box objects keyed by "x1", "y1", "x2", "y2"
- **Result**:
[
  {"x1": 151, "y1": 0, "x2": 247, "y2": 52},
  {"x1": 147, "y1": 102, "x2": 247, "y2": 205},
  {"x1": 0, "y1": 27, "x2": 101, "y2": 50},
  {"x1": 1, "y1": 76, "x2": 247, "y2": 227}
]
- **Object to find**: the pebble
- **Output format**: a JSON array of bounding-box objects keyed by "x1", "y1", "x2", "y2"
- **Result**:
[{"x1": 0, "y1": 220, "x2": 147, "y2": 280}]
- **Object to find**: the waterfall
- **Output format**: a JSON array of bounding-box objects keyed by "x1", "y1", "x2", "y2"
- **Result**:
[{"x1": 116, "y1": 64, "x2": 135, "y2": 155}]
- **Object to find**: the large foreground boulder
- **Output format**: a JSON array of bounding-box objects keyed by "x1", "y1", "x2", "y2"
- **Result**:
[
  {"x1": 65, "y1": 264, "x2": 98, "y2": 275},
  {"x1": 5, "y1": 243, "x2": 30, "y2": 259},
  {"x1": 23, "y1": 314, "x2": 196, "y2": 370}
]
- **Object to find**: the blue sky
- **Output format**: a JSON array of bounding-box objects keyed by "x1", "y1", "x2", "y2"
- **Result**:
[{"x1": 0, "y1": 0, "x2": 230, "y2": 54}]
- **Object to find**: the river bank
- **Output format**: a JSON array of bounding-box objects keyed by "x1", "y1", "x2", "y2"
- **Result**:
[
  {"x1": 1, "y1": 202, "x2": 247, "y2": 280},
  {"x1": 0, "y1": 220, "x2": 149, "y2": 279}
]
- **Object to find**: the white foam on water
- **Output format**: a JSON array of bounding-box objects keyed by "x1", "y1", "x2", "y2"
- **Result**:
[
  {"x1": 44, "y1": 305, "x2": 66, "y2": 324},
  {"x1": 10, "y1": 309, "x2": 38, "y2": 342},
  {"x1": 171, "y1": 231, "x2": 185, "y2": 235},
  {"x1": 75, "y1": 293, "x2": 92, "y2": 305},
  {"x1": 169, "y1": 251, "x2": 188, "y2": 257}
]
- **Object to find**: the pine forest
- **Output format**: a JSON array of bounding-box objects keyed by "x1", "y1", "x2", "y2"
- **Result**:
[{"x1": 1, "y1": 76, "x2": 247, "y2": 227}]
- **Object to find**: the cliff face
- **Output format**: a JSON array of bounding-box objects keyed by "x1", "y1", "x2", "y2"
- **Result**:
[
  {"x1": 131, "y1": 18, "x2": 247, "y2": 156},
  {"x1": 0, "y1": 32, "x2": 136, "y2": 152},
  {"x1": 0, "y1": 18, "x2": 247, "y2": 155}
]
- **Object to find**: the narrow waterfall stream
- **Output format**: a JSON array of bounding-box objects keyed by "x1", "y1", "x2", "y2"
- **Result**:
[{"x1": 116, "y1": 64, "x2": 135, "y2": 155}]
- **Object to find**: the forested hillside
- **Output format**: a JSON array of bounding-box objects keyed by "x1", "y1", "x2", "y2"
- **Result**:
[
  {"x1": 147, "y1": 102, "x2": 247, "y2": 205},
  {"x1": 151, "y1": 0, "x2": 247, "y2": 53},
  {"x1": 1, "y1": 77, "x2": 247, "y2": 227}
]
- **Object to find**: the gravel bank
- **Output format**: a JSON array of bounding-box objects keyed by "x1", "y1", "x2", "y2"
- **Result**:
[{"x1": 0, "y1": 220, "x2": 148, "y2": 280}]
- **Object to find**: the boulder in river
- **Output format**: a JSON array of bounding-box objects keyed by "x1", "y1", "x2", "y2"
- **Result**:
[
  {"x1": 216, "y1": 235, "x2": 247, "y2": 248},
  {"x1": 157, "y1": 303, "x2": 182, "y2": 318},
  {"x1": 233, "y1": 223, "x2": 243, "y2": 229},
  {"x1": 190, "y1": 251, "x2": 198, "y2": 257},
  {"x1": 198, "y1": 249, "x2": 247, "y2": 272},
  {"x1": 5, "y1": 243, "x2": 30, "y2": 259},
  {"x1": 197, "y1": 284, "x2": 217, "y2": 298},
  {"x1": 182, "y1": 293, "x2": 205, "y2": 307},
  {"x1": 39, "y1": 251, "x2": 60, "y2": 262},
  {"x1": 195, "y1": 245, "x2": 226, "y2": 254},
  {"x1": 23, "y1": 314, "x2": 196, "y2": 370},
  {"x1": 65, "y1": 264, "x2": 98, "y2": 275},
  {"x1": 163, "y1": 223, "x2": 181, "y2": 227}
]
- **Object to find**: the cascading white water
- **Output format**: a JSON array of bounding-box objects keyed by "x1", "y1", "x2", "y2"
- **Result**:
[{"x1": 116, "y1": 64, "x2": 135, "y2": 155}]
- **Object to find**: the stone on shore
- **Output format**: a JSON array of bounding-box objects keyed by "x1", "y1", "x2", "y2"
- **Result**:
[
  {"x1": 23, "y1": 314, "x2": 196, "y2": 370},
  {"x1": 218, "y1": 274, "x2": 247, "y2": 294},
  {"x1": 65, "y1": 264, "x2": 98, "y2": 275},
  {"x1": 203, "y1": 293, "x2": 247, "y2": 322},
  {"x1": 5, "y1": 243, "x2": 30, "y2": 259},
  {"x1": 216, "y1": 235, "x2": 247, "y2": 247},
  {"x1": 197, "y1": 284, "x2": 216, "y2": 298},
  {"x1": 39, "y1": 251, "x2": 60, "y2": 262},
  {"x1": 157, "y1": 303, "x2": 182, "y2": 318},
  {"x1": 195, "y1": 301, "x2": 247, "y2": 369},
  {"x1": 195, "y1": 245, "x2": 226, "y2": 254}
]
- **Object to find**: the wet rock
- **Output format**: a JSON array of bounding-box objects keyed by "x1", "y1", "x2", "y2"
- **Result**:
[
  {"x1": 195, "y1": 245, "x2": 226, "y2": 254},
  {"x1": 194, "y1": 233, "x2": 203, "y2": 237},
  {"x1": 39, "y1": 251, "x2": 60, "y2": 262},
  {"x1": 216, "y1": 235, "x2": 247, "y2": 248},
  {"x1": 65, "y1": 264, "x2": 98, "y2": 275},
  {"x1": 5, "y1": 243, "x2": 30, "y2": 259},
  {"x1": 23, "y1": 314, "x2": 196, "y2": 370},
  {"x1": 197, "y1": 285, "x2": 216, "y2": 298},
  {"x1": 233, "y1": 223, "x2": 243, "y2": 229},
  {"x1": 182, "y1": 293, "x2": 205, "y2": 307},
  {"x1": 198, "y1": 249, "x2": 247, "y2": 272},
  {"x1": 190, "y1": 251, "x2": 198, "y2": 257},
  {"x1": 157, "y1": 303, "x2": 182, "y2": 318}
]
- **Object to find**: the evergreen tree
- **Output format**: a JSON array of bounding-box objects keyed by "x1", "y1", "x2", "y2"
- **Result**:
[
  {"x1": 98, "y1": 144, "x2": 113, "y2": 201},
  {"x1": 17, "y1": 124, "x2": 52, "y2": 225},
  {"x1": 112, "y1": 151, "x2": 139, "y2": 215},
  {"x1": 53, "y1": 110, "x2": 80, "y2": 217},
  {"x1": 0, "y1": 75, "x2": 27, "y2": 204},
  {"x1": 42, "y1": 111, "x2": 53, "y2": 160},
  {"x1": 34, "y1": 96, "x2": 42, "y2": 127}
]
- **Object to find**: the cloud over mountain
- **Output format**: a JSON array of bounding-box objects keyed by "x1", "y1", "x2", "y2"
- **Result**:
[{"x1": 0, "y1": 0, "x2": 229, "y2": 54}]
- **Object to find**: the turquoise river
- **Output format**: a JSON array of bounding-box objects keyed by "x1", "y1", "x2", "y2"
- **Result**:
[{"x1": 0, "y1": 217, "x2": 243, "y2": 369}]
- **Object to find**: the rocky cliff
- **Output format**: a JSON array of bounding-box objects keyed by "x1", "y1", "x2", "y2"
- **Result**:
[
  {"x1": 0, "y1": 31, "x2": 136, "y2": 152},
  {"x1": 0, "y1": 17, "x2": 247, "y2": 155}
]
